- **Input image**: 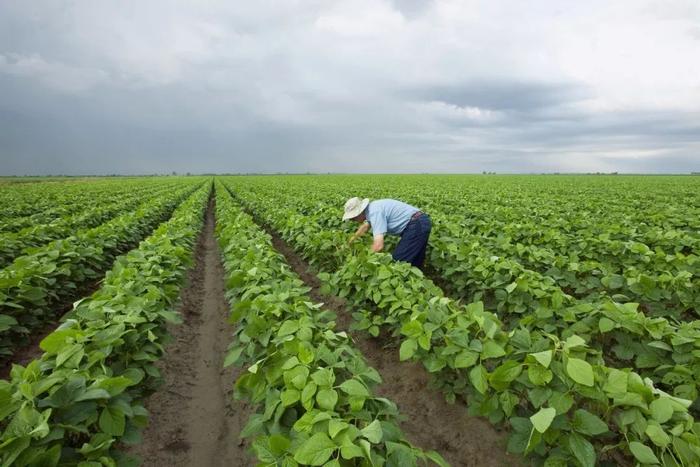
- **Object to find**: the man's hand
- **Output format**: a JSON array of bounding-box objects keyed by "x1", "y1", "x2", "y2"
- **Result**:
[
  {"x1": 350, "y1": 221, "x2": 370, "y2": 245},
  {"x1": 371, "y1": 234, "x2": 384, "y2": 252}
]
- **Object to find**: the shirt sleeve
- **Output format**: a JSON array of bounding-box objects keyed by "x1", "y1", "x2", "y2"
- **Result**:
[{"x1": 367, "y1": 209, "x2": 387, "y2": 235}]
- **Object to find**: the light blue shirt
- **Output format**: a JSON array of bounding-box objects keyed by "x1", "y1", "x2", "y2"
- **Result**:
[{"x1": 365, "y1": 199, "x2": 419, "y2": 236}]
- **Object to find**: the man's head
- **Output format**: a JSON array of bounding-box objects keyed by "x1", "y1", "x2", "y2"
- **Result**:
[{"x1": 342, "y1": 197, "x2": 369, "y2": 222}]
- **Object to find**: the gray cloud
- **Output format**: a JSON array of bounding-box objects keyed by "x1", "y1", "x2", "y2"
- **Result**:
[
  {"x1": 406, "y1": 81, "x2": 591, "y2": 113},
  {"x1": 0, "y1": 0, "x2": 699, "y2": 175}
]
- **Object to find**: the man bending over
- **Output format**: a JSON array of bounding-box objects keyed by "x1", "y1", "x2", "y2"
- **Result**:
[{"x1": 344, "y1": 197, "x2": 432, "y2": 269}]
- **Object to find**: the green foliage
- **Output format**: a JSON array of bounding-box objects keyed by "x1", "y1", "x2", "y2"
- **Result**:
[
  {"x1": 222, "y1": 175, "x2": 700, "y2": 467},
  {"x1": 0, "y1": 179, "x2": 190, "y2": 267},
  {"x1": 0, "y1": 180, "x2": 206, "y2": 358},
  {"x1": 0, "y1": 182, "x2": 210, "y2": 465},
  {"x1": 215, "y1": 183, "x2": 446, "y2": 466}
]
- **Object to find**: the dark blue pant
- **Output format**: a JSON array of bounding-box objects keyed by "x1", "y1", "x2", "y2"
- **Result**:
[{"x1": 392, "y1": 214, "x2": 432, "y2": 268}]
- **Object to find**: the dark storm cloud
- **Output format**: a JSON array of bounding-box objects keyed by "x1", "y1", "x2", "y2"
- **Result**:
[{"x1": 0, "y1": 0, "x2": 699, "y2": 175}]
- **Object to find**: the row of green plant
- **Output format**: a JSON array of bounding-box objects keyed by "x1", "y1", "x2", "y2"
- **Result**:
[
  {"x1": 225, "y1": 180, "x2": 700, "y2": 404},
  {"x1": 0, "y1": 178, "x2": 170, "y2": 230},
  {"x1": 215, "y1": 182, "x2": 447, "y2": 467},
  {"x1": 350, "y1": 180, "x2": 698, "y2": 319},
  {"x1": 224, "y1": 180, "x2": 700, "y2": 467},
  {"x1": 425, "y1": 228, "x2": 700, "y2": 403},
  {"x1": 0, "y1": 181, "x2": 204, "y2": 359},
  {"x1": 0, "y1": 181, "x2": 186, "y2": 268},
  {"x1": 0, "y1": 181, "x2": 210, "y2": 466},
  {"x1": 223, "y1": 175, "x2": 698, "y2": 320},
  {"x1": 427, "y1": 212, "x2": 698, "y2": 321}
]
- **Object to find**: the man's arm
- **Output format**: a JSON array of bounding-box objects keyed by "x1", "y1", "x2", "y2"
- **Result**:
[
  {"x1": 349, "y1": 221, "x2": 370, "y2": 243},
  {"x1": 371, "y1": 234, "x2": 384, "y2": 252}
]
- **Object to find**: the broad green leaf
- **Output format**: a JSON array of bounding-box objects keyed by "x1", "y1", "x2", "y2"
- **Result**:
[
  {"x1": 360, "y1": 420, "x2": 382, "y2": 444},
  {"x1": 649, "y1": 398, "x2": 673, "y2": 424},
  {"x1": 469, "y1": 365, "x2": 488, "y2": 395},
  {"x1": 223, "y1": 347, "x2": 243, "y2": 368},
  {"x1": 572, "y1": 409, "x2": 608, "y2": 436},
  {"x1": 528, "y1": 365, "x2": 553, "y2": 386},
  {"x1": 530, "y1": 407, "x2": 556, "y2": 433},
  {"x1": 645, "y1": 423, "x2": 670, "y2": 447},
  {"x1": 298, "y1": 342, "x2": 315, "y2": 365},
  {"x1": 293, "y1": 433, "x2": 336, "y2": 466},
  {"x1": 311, "y1": 368, "x2": 335, "y2": 388},
  {"x1": 278, "y1": 320, "x2": 299, "y2": 337},
  {"x1": 386, "y1": 441, "x2": 415, "y2": 466},
  {"x1": 481, "y1": 340, "x2": 506, "y2": 359},
  {"x1": 401, "y1": 320, "x2": 423, "y2": 338},
  {"x1": 530, "y1": 350, "x2": 552, "y2": 368},
  {"x1": 603, "y1": 368, "x2": 627, "y2": 394},
  {"x1": 454, "y1": 350, "x2": 478, "y2": 369},
  {"x1": 329, "y1": 420, "x2": 349, "y2": 439},
  {"x1": 95, "y1": 376, "x2": 132, "y2": 396},
  {"x1": 340, "y1": 443, "x2": 364, "y2": 460},
  {"x1": 399, "y1": 339, "x2": 417, "y2": 361},
  {"x1": 566, "y1": 358, "x2": 594, "y2": 387},
  {"x1": 269, "y1": 434, "x2": 290, "y2": 456},
  {"x1": 568, "y1": 433, "x2": 596, "y2": 467},
  {"x1": 628, "y1": 441, "x2": 659, "y2": 464},
  {"x1": 564, "y1": 335, "x2": 586, "y2": 350},
  {"x1": 99, "y1": 406, "x2": 125, "y2": 436},
  {"x1": 338, "y1": 379, "x2": 369, "y2": 398},
  {"x1": 301, "y1": 382, "x2": 318, "y2": 408},
  {"x1": 284, "y1": 365, "x2": 309, "y2": 390},
  {"x1": 281, "y1": 389, "x2": 300, "y2": 407},
  {"x1": 39, "y1": 329, "x2": 76, "y2": 353},
  {"x1": 490, "y1": 361, "x2": 522, "y2": 389},
  {"x1": 74, "y1": 388, "x2": 111, "y2": 402},
  {"x1": 598, "y1": 317, "x2": 616, "y2": 333},
  {"x1": 549, "y1": 392, "x2": 574, "y2": 415},
  {"x1": 316, "y1": 389, "x2": 338, "y2": 411}
]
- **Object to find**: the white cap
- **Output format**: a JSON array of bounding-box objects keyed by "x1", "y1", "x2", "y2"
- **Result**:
[{"x1": 342, "y1": 197, "x2": 370, "y2": 220}]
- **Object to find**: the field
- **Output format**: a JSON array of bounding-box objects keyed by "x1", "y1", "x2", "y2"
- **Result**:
[{"x1": 0, "y1": 174, "x2": 698, "y2": 466}]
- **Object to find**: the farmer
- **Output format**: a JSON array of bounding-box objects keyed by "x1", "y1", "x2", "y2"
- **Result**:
[{"x1": 344, "y1": 197, "x2": 432, "y2": 269}]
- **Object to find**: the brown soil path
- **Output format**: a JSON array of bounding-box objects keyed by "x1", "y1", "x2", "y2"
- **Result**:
[
  {"x1": 128, "y1": 195, "x2": 253, "y2": 466},
  {"x1": 267, "y1": 233, "x2": 522, "y2": 467}
]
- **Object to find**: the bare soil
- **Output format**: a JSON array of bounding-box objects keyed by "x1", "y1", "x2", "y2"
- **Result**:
[
  {"x1": 267, "y1": 232, "x2": 522, "y2": 467},
  {"x1": 128, "y1": 195, "x2": 253, "y2": 466}
]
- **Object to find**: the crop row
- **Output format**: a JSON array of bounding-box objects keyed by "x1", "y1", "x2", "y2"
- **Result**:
[
  {"x1": 427, "y1": 212, "x2": 698, "y2": 321},
  {"x1": 230, "y1": 176, "x2": 698, "y2": 320},
  {"x1": 0, "y1": 181, "x2": 210, "y2": 466},
  {"x1": 226, "y1": 179, "x2": 700, "y2": 404},
  {"x1": 0, "y1": 182, "x2": 186, "y2": 268},
  {"x1": 214, "y1": 182, "x2": 446, "y2": 466},
  {"x1": 0, "y1": 178, "x2": 173, "y2": 230},
  {"x1": 426, "y1": 228, "x2": 700, "y2": 402},
  {"x1": 0, "y1": 181, "x2": 204, "y2": 358},
  {"x1": 223, "y1": 180, "x2": 700, "y2": 467}
]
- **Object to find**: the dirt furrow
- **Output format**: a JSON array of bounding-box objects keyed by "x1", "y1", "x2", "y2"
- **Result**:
[
  {"x1": 267, "y1": 232, "x2": 521, "y2": 467},
  {"x1": 128, "y1": 194, "x2": 253, "y2": 466}
]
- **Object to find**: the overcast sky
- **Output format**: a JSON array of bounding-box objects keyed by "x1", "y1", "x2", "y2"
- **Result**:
[{"x1": 1, "y1": 0, "x2": 699, "y2": 174}]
